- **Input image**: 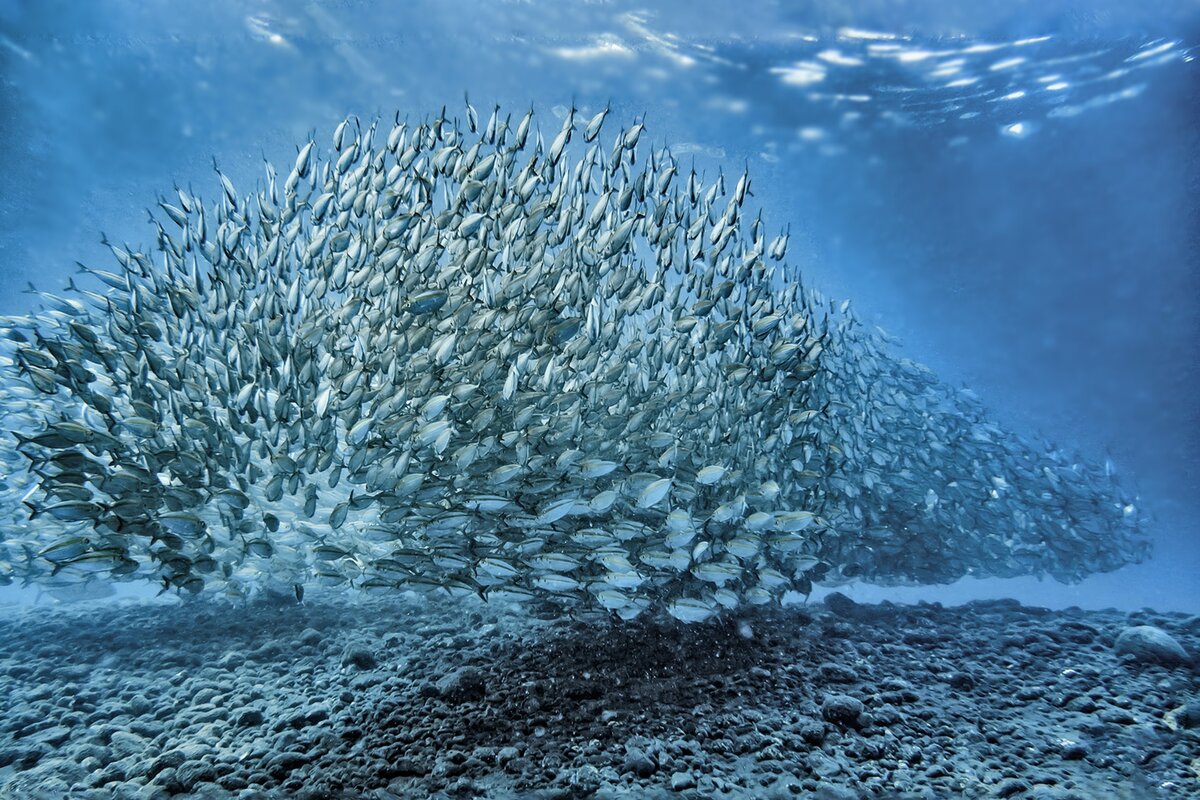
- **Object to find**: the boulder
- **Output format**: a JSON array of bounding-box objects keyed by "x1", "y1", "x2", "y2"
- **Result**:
[{"x1": 1114, "y1": 626, "x2": 1189, "y2": 666}]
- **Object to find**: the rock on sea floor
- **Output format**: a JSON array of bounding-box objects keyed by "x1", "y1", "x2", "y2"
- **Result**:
[
  {"x1": 1114, "y1": 625, "x2": 1191, "y2": 666},
  {"x1": 0, "y1": 593, "x2": 1197, "y2": 799}
]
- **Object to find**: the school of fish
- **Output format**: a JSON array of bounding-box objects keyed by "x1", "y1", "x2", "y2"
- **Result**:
[{"x1": 0, "y1": 101, "x2": 1150, "y2": 622}]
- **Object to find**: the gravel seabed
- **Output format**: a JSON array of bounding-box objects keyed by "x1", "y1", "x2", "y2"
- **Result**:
[{"x1": 0, "y1": 592, "x2": 1197, "y2": 799}]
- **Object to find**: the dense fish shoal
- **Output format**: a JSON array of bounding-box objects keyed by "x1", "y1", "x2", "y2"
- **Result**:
[{"x1": 0, "y1": 100, "x2": 1148, "y2": 621}]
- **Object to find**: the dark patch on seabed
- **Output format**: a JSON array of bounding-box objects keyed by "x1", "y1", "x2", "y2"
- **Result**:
[{"x1": 0, "y1": 595, "x2": 1197, "y2": 799}]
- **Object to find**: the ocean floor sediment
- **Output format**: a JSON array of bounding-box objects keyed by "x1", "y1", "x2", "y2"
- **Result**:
[{"x1": 0, "y1": 593, "x2": 1196, "y2": 799}]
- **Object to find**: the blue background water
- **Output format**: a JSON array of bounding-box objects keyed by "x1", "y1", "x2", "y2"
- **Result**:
[{"x1": 0, "y1": 0, "x2": 1196, "y2": 611}]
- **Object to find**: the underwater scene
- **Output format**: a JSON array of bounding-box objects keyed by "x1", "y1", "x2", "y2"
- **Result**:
[{"x1": 0, "y1": 0, "x2": 1197, "y2": 797}]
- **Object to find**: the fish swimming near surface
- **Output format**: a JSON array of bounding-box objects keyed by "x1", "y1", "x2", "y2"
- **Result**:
[{"x1": 0, "y1": 101, "x2": 1149, "y2": 620}]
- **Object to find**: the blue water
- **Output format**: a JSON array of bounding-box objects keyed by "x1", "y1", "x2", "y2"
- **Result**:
[{"x1": 0, "y1": 0, "x2": 1196, "y2": 612}]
